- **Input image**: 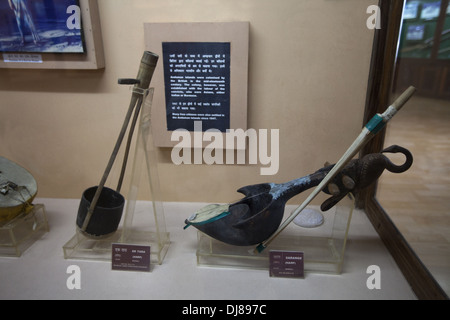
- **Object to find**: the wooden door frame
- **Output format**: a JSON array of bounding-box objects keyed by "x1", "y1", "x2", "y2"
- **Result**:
[{"x1": 359, "y1": 0, "x2": 448, "y2": 300}]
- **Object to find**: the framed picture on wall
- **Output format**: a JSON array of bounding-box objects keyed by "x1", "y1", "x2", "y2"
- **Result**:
[
  {"x1": 403, "y1": 2, "x2": 420, "y2": 20},
  {"x1": 406, "y1": 24, "x2": 426, "y2": 40},
  {"x1": 0, "y1": 0, "x2": 85, "y2": 54},
  {"x1": 420, "y1": 2, "x2": 441, "y2": 20},
  {"x1": 0, "y1": 0, "x2": 104, "y2": 69}
]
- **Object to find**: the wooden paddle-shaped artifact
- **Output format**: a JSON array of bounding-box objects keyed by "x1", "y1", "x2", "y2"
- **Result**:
[{"x1": 254, "y1": 86, "x2": 416, "y2": 253}]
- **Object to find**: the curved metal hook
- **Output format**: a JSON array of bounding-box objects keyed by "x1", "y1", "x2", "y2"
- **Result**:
[{"x1": 381, "y1": 145, "x2": 413, "y2": 173}]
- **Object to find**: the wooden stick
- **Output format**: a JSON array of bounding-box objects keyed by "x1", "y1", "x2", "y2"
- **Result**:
[
  {"x1": 81, "y1": 52, "x2": 158, "y2": 232},
  {"x1": 116, "y1": 94, "x2": 144, "y2": 193},
  {"x1": 81, "y1": 96, "x2": 138, "y2": 231},
  {"x1": 255, "y1": 86, "x2": 416, "y2": 253}
]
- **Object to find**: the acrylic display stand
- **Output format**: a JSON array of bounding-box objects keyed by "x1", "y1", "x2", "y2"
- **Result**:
[
  {"x1": 63, "y1": 88, "x2": 170, "y2": 264},
  {"x1": 0, "y1": 204, "x2": 49, "y2": 257},
  {"x1": 196, "y1": 193, "x2": 354, "y2": 274}
]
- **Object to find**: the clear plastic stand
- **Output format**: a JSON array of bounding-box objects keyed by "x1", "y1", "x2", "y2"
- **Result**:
[
  {"x1": 0, "y1": 204, "x2": 49, "y2": 257},
  {"x1": 196, "y1": 193, "x2": 354, "y2": 274},
  {"x1": 63, "y1": 88, "x2": 170, "y2": 264}
]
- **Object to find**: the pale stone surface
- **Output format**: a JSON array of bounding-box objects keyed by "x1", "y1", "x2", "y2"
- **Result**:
[{"x1": 293, "y1": 208, "x2": 324, "y2": 228}]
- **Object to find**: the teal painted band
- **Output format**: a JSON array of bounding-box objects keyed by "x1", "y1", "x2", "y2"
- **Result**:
[
  {"x1": 365, "y1": 114, "x2": 385, "y2": 134},
  {"x1": 184, "y1": 211, "x2": 230, "y2": 229},
  {"x1": 256, "y1": 243, "x2": 266, "y2": 253}
]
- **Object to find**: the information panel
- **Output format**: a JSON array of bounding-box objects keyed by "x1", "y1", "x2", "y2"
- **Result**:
[
  {"x1": 144, "y1": 21, "x2": 249, "y2": 148},
  {"x1": 162, "y1": 42, "x2": 231, "y2": 132}
]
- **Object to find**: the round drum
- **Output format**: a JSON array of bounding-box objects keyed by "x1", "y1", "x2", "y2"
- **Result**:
[
  {"x1": 0, "y1": 157, "x2": 37, "y2": 224},
  {"x1": 76, "y1": 186, "x2": 125, "y2": 238}
]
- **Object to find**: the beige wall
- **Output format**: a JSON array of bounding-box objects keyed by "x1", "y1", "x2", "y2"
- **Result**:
[{"x1": 0, "y1": 0, "x2": 376, "y2": 205}]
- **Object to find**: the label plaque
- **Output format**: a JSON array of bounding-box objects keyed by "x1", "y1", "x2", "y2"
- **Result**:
[
  {"x1": 269, "y1": 250, "x2": 304, "y2": 278},
  {"x1": 111, "y1": 243, "x2": 151, "y2": 272},
  {"x1": 3, "y1": 53, "x2": 43, "y2": 63}
]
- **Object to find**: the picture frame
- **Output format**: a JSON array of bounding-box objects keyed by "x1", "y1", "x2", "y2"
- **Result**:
[
  {"x1": 144, "y1": 22, "x2": 249, "y2": 148},
  {"x1": 420, "y1": 1, "x2": 441, "y2": 20},
  {"x1": 405, "y1": 24, "x2": 426, "y2": 40},
  {"x1": 403, "y1": 2, "x2": 420, "y2": 20},
  {"x1": 1, "y1": 0, "x2": 85, "y2": 54},
  {"x1": 0, "y1": 0, "x2": 104, "y2": 69}
]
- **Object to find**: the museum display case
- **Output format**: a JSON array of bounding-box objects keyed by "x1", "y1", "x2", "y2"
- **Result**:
[
  {"x1": 63, "y1": 89, "x2": 170, "y2": 264},
  {"x1": 196, "y1": 193, "x2": 355, "y2": 275},
  {"x1": 2, "y1": 0, "x2": 448, "y2": 301},
  {"x1": 0, "y1": 204, "x2": 48, "y2": 257}
]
